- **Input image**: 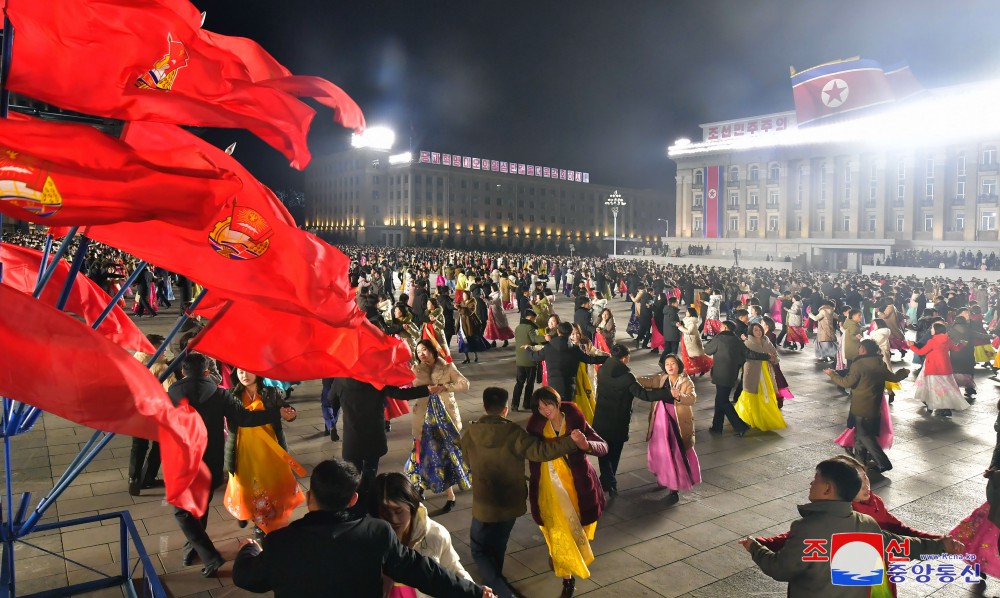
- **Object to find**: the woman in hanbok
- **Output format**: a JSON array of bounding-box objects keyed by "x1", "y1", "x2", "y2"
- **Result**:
[
  {"x1": 761, "y1": 317, "x2": 793, "y2": 407},
  {"x1": 678, "y1": 307, "x2": 713, "y2": 377},
  {"x1": 377, "y1": 293, "x2": 394, "y2": 324},
  {"x1": 906, "y1": 291, "x2": 921, "y2": 324},
  {"x1": 454, "y1": 268, "x2": 468, "y2": 304},
  {"x1": 701, "y1": 289, "x2": 724, "y2": 338},
  {"x1": 568, "y1": 324, "x2": 609, "y2": 424},
  {"x1": 387, "y1": 305, "x2": 421, "y2": 362},
  {"x1": 810, "y1": 301, "x2": 839, "y2": 363},
  {"x1": 875, "y1": 299, "x2": 909, "y2": 359},
  {"x1": 867, "y1": 318, "x2": 900, "y2": 403},
  {"x1": 456, "y1": 295, "x2": 490, "y2": 364},
  {"x1": 532, "y1": 290, "x2": 552, "y2": 328},
  {"x1": 951, "y1": 401, "x2": 1000, "y2": 584},
  {"x1": 910, "y1": 322, "x2": 969, "y2": 417},
  {"x1": 484, "y1": 286, "x2": 514, "y2": 347},
  {"x1": 734, "y1": 323, "x2": 787, "y2": 431},
  {"x1": 407, "y1": 340, "x2": 471, "y2": 513},
  {"x1": 783, "y1": 294, "x2": 808, "y2": 351},
  {"x1": 224, "y1": 369, "x2": 303, "y2": 540},
  {"x1": 374, "y1": 473, "x2": 472, "y2": 598},
  {"x1": 626, "y1": 285, "x2": 648, "y2": 338},
  {"x1": 421, "y1": 297, "x2": 451, "y2": 362},
  {"x1": 595, "y1": 308, "x2": 616, "y2": 349},
  {"x1": 499, "y1": 272, "x2": 514, "y2": 311},
  {"x1": 644, "y1": 354, "x2": 700, "y2": 503},
  {"x1": 527, "y1": 386, "x2": 607, "y2": 598}
]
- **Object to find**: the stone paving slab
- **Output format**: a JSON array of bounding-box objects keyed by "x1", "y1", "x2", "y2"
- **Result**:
[{"x1": 4, "y1": 293, "x2": 999, "y2": 597}]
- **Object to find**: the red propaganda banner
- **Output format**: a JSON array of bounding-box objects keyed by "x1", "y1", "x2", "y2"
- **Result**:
[
  {"x1": 0, "y1": 243, "x2": 154, "y2": 353},
  {"x1": 0, "y1": 284, "x2": 211, "y2": 517},
  {"x1": 791, "y1": 58, "x2": 895, "y2": 126},
  {"x1": 191, "y1": 295, "x2": 413, "y2": 389},
  {"x1": 0, "y1": 116, "x2": 241, "y2": 227},
  {"x1": 5, "y1": 0, "x2": 364, "y2": 169},
  {"x1": 84, "y1": 122, "x2": 361, "y2": 328},
  {"x1": 704, "y1": 166, "x2": 721, "y2": 238}
]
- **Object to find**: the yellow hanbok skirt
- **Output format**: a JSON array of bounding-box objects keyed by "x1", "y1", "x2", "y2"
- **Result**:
[
  {"x1": 574, "y1": 363, "x2": 596, "y2": 425},
  {"x1": 538, "y1": 421, "x2": 596, "y2": 579},
  {"x1": 734, "y1": 361, "x2": 787, "y2": 431}
]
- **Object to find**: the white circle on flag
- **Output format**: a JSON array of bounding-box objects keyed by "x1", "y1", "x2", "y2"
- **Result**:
[
  {"x1": 821, "y1": 79, "x2": 850, "y2": 108},
  {"x1": 708, "y1": 189, "x2": 718, "y2": 199}
]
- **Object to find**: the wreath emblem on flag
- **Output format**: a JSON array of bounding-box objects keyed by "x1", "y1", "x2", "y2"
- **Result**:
[
  {"x1": 0, "y1": 149, "x2": 63, "y2": 217},
  {"x1": 135, "y1": 34, "x2": 189, "y2": 91},
  {"x1": 208, "y1": 205, "x2": 273, "y2": 260}
]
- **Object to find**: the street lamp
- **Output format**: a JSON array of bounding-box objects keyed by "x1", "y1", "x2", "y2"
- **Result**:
[
  {"x1": 605, "y1": 190, "x2": 626, "y2": 256},
  {"x1": 657, "y1": 218, "x2": 670, "y2": 241}
]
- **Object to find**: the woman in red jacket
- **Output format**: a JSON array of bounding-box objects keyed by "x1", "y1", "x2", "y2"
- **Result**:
[
  {"x1": 756, "y1": 454, "x2": 940, "y2": 598},
  {"x1": 910, "y1": 322, "x2": 969, "y2": 417}
]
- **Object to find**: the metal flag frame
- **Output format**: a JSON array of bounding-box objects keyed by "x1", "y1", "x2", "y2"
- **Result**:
[{"x1": 0, "y1": 18, "x2": 183, "y2": 598}]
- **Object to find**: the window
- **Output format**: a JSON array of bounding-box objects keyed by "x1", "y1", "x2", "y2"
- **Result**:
[
  {"x1": 844, "y1": 161, "x2": 852, "y2": 200},
  {"x1": 729, "y1": 192, "x2": 739, "y2": 207},
  {"x1": 729, "y1": 216, "x2": 739, "y2": 231},
  {"x1": 693, "y1": 217, "x2": 703, "y2": 231},
  {"x1": 957, "y1": 153, "x2": 967, "y2": 177},
  {"x1": 749, "y1": 165, "x2": 759, "y2": 182},
  {"x1": 842, "y1": 215, "x2": 850, "y2": 231},
  {"x1": 748, "y1": 216, "x2": 758, "y2": 231},
  {"x1": 693, "y1": 193, "x2": 703, "y2": 207},
  {"x1": 924, "y1": 214, "x2": 933, "y2": 231},
  {"x1": 984, "y1": 146, "x2": 997, "y2": 165},
  {"x1": 819, "y1": 164, "x2": 827, "y2": 200},
  {"x1": 797, "y1": 166, "x2": 805, "y2": 205},
  {"x1": 768, "y1": 215, "x2": 778, "y2": 231},
  {"x1": 956, "y1": 214, "x2": 965, "y2": 231},
  {"x1": 984, "y1": 179, "x2": 997, "y2": 196},
  {"x1": 983, "y1": 212, "x2": 997, "y2": 231},
  {"x1": 769, "y1": 164, "x2": 780, "y2": 181},
  {"x1": 896, "y1": 215, "x2": 904, "y2": 232},
  {"x1": 867, "y1": 215, "x2": 876, "y2": 232},
  {"x1": 925, "y1": 157, "x2": 934, "y2": 199},
  {"x1": 868, "y1": 164, "x2": 878, "y2": 203},
  {"x1": 957, "y1": 181, "x2": 966, "y2": 200},
  {"x1": 693, "y1": 170, "x2": 704, "y2": 185},
  {"x1": 818, "y1": 215, "x2": 826, "y2": 231},
  {"x1": 748, "y1": 193, "x2": 758, "y2": 207},
  {"x1": 769, "y1": 191, "x2": 779, "y2": 205},
  {"x1": 729, "y1": 166, "x2": 739, "y2": 183}
]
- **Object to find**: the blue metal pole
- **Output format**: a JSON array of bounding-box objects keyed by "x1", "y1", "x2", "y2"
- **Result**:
[
  {"x1": 90, "y1": 260, "x2": 147, "y2": 331},
  {"x1": 146, "y1": 288, "x2": 207, "y2": 367},
  {"x1": 35, "y1": 235, "x2": 52, "y2": 288},
  {"x1": 0, "y1": 19, "x2": 13, "y2": 596},
  {"x1": 53, "y1": 237, "x2": 90, "y2": 311},
  {"x1": 33, "y1": 226, "x2": 78, "y2": 298}
]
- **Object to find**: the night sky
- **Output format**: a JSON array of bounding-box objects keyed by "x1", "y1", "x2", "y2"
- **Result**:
[{"x1": 192, "y1": 0, "x2": 1000, "y2": 208}]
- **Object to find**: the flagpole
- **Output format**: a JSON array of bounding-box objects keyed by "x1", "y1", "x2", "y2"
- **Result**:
[
  {"x1": 33, "y1": 227, "x2": 78, "y2": 297},
  {"x1": 35, "y1": 235, "x2": 53, "y2": 288}
]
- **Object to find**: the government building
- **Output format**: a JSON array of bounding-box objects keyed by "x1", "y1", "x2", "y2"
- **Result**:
[
  {"x1": 669, "y1": 71, "x2": 1000, "y2": 270},
  {"x1": 304, "y1": 140, "x2": 665, "y2": 254}
]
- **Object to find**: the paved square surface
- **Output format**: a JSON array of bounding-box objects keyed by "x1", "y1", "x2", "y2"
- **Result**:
[{"x1": 7, "y1": 293, "x2": 999, "y2": 597}]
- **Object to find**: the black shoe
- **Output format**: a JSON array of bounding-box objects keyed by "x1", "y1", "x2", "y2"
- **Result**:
[
  {"x1": 708, "y1": 427, "x2": 723, "y2": 434},
  {"x1": 127, "y1": 478, "x2": 141, "y2": 497},
  {"x1": 441, "y1": 499, "x2": 456, "y2": 514},
  {"x1": 385, "y1": 421, "x2": 392, "y2": 432},
  {"x1": 736, "y1": 428, "x2": 749, "y2": 437},
  {"x1": 182, "y1": 551, "x2": 199, "y2": 566},
  {"x1": 329, "y1": 427, "x2": 340, "y2": 442},
  {"x1": 201, "y1": 557, "x2": 224, "y2": 578},
  {"x1": 141, "y1": 479, "x2": 164, "y2": 489},
  {"x1": 237, "y1": 519, "x2": 249, "y2": 529},
  {"x1": 503, "y1": 340, "x2": 509, "y2": 348},
  {"x1": 511, "y1": 404, "x2": 520, "y2": 412},
  {"x1": 561, "y1": 577, "x2": 575, "y2": 598},
  {"x1": 649, "y1": 348, "x2": 659, "y2": 354},
  {"x1": 462, "y1": 357, "x2": 471, "y2": 364},
  {"x1": 940, "y1": 409, "x2": 953, "y2": 417},
  {"x1": 666, "y1": 491, "x2": 680, "y2": 504},
  {"x1": 474, "y1": 354, "x2": 479, "y2": 363}
]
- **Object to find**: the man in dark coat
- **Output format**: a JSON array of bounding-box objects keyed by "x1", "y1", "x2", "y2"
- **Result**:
[
  {"x1": 134, "y1": 263, "x2": 157, "y2": 317},
  {"x1": 411, "y1": 280, "x2": 430, "y2": 324},
  {"x1": 512, "y1": 310, "x2": 545, "y2": 412},
  {"x1": 327, "y1": 378, "x2": 428, "y2": 509},
  {"x1": 233, "y1": 459, "x2": 490, "y2": 598},
  {"x1": 438, "y1": 287, "x2": 457, "y2": 347},
  {"x1": 661, "y1": 296, "x2": 681, "y2": 356},
  {"x1": 636, "y1": 289, "x2": 653, "y2": 348},
  {"x1": 573, "y1": 296, "x2": 597, "y2": 340},
  {"x1": 525, "y1": 322, "x2": 607, "y2": 410},
  {"x1": 703, "y1": 322, "x2": 750, "y2": 435},
  {"x1": 593, "y1": 344, "x2": 672, "y2": 493},
  {"x1": 168, "y1": 353, "x2": 296, "y2": 576}
]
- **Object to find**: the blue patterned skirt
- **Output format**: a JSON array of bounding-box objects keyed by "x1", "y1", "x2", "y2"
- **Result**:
[{"x1": 404, "y1": 394, "x2": 472, "y2": 494}]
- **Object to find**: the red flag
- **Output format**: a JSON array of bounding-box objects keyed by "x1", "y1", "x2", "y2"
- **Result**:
[
  {"x1": 85, "y1": 122, "x2": 361, "y2": 328},
  {"x1": 0, "y1": 243, "x2": 154, "y2": 353},
  {"x1": 191, "y1": 295, "x2": 413, "y2": 389},
  {"x1": 0, "y1": 116, "x2": 241, "y2": 227},
  {"x1": 6, "y1": 0, "x2": 365, "y2": 169},
  {"x1": 791, "y1": 58, "x2": 895, "y2": 126},
  {"x1": 0, "y1": 285, "x2": 210, "y2": 516}
]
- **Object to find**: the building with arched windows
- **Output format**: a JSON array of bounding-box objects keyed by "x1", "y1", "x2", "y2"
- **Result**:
[
  {"x1": 669, "y1": 84, "x2": 1000, "y2": 270},
  {"x1": 305, "y1": 146, "x2": 665, "y2": 253}
]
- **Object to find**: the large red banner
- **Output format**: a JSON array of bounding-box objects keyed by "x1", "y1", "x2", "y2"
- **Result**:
[{"x1": 704, "y1": 166, "x2": 720, "y2": 238}]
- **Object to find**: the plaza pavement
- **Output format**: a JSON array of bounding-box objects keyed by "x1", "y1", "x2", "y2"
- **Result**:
[{"x1": 7, "y1": 292, "x2": 1000, "y2": 597}]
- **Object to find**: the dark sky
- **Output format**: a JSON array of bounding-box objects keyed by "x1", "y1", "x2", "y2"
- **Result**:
[{"x1": 192, "y1": 0, "x2": 1000, "y2": 201}]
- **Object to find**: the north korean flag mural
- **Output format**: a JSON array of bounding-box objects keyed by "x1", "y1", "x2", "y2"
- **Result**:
[
  {"x1": 704, "y1": 166, "x2": 722, "y2": 238},
  {"x1": 791, "y1": 58, "x2": 895, "y2": 126}
]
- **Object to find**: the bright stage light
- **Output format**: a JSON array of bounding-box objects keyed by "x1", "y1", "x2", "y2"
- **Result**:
[
  {"x1": 389, "y1": 152, "x2": 412, "y2": 165},
  {"x1": 351, "y1": 126, "x2": 396, "y2": 150},
  {"x1": 668, "y1": 79, "x2": 1000, "y2": 157}
]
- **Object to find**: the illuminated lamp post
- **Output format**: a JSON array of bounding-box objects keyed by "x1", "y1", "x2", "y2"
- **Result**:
[{"x1": 605, "y1": 190, "x2": 626, "y2": 256}]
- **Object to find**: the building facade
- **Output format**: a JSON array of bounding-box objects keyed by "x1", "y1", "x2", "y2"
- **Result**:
[
  {"x1": 305, "y1": 147, "x2": 665, "y2": 253},
  {"x1": 670, "y1": 103, "x2": 1000, "y2": 270}
]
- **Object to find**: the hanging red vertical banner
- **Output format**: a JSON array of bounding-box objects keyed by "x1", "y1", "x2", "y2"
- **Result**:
[{"x1": 704, "y1": 165, "x2": 721, "y2": 238}]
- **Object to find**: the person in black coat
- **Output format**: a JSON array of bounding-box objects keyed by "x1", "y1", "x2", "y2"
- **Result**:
[
  {"x1": 703, "y1": 322, "x2": 750, "y2": 436},
  {"x1": 573, "y1": 296, "x2": 597, "y2": 341},
  {"x1": 233, "y1": 459, "x2": 490, "y2": 598},
  {"x1": 134, "y1": 264, "x2": 157, "y2": 316},
  {"x1": 327, "y1": 377, "x2": 429, "y2": 510},
  {"x1": 662, "y1": 297, "x2": 681, "y2": 355},
  {"x1": 636, "y1": 291, "x2": 654, "y2": 349},
  {"x1": 167, "y1": 353, "x2": 296, "y2": 576},
  {"x1": 592, "y1": 345, "x2": 673, "y2": 494},
  {"x1": 438, "y1": 287, "x2": 457, "y2": 347},
  {"x1": 524, "y1": 322, "x2": 608, "y2": 412}
]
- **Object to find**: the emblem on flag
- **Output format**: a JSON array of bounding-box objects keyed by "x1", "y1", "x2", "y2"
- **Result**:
[
  {"x1": 135, "y1": 34, "x2": 189, "y2": 91},
  {"x1": 208, "y1": 205, "x2": 273, "y2": 260},
  {"x1": 821, "y1": 79, "x2": 849, "y2": 108},
  {"x1": 0, "y1": 149, "x2": 63, "y2": 217}
]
